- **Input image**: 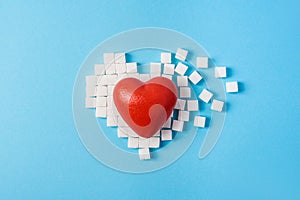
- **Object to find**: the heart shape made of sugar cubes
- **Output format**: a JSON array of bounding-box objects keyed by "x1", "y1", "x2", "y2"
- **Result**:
[{"x1": 113, "y1": 77, "x2": 178, "y2": 138}]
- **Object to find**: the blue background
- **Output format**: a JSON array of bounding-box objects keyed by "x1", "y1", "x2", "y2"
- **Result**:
[{"x1": 1, "y1": 0, "x2": 299, "y2": 199}]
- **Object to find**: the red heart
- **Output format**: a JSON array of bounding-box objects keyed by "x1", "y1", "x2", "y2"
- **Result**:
[{"x1": 113, "y1": 77, "x2": 178, "y2": 138}]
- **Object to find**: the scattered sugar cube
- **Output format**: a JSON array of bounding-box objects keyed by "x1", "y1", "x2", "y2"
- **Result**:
[
  {"x1": 175, "y1": 62, "x2": 188, "y2": 76},
  {"x1": 85, "y1": 97, "x2": 96, "y2": 108},
  {"x1": 175, "y1": 48, "x2": 188, "y2": 61},
  {"x1": 163, "y1": 117, "x2": 172, "y2": 128},
  {"x1": 128, "y1": 137, "x2": 139, "y2": 148},
  {"x1": 95, "y1": 106, "x2": 106, "y2": 118},
  {"x1": 114, "y1": 53, "x2": 126, "y2": 64},
  {"x1": 86, "y1": 85, "x2": 96, "y2": 97},
  {"x1": 174, "y1": 99, "x2": 186, "y2": 110},
  {"x1": 161, "y1": 52, "x2": 172, "y2": 63},
  {"x1": 172, "y1": 120, "x2": 184, "y2": 132},
  {"x1": 115, "y1": 63, "x2": 127, "y2": 74},
  {"x1": 94, "y1": 64, "x2": 105, "y2": 75},
  {"x1": 177, "y1": 76, "x2": 188, "y2": 87},
  {"x1": 96, "y1": 96, "x2": 107, "y2": 107},
  {"x1": 196, "y1": 57, "x2": 208, "y2": 68},
  {"x1": 189, "y1": 71, "x2": 203, "y2": 85},
  {"x1": 161, "y1": 130, "x2": 172, "y2": 141},
  {"x1": 199, "y1": 89, "x2": 213, "y2": 103},
  {"x1": 180, "y1": 87, "x2": 191, "y2": 98},
  {"x1": 211, "y1": 99, "x2": 224, "y2": 112},
  {"x1": 96, "y1": 86, "x2": 108, "y2": 97},
  {"x1": 117, "y1": 116, "x2": 128, "y2": 127},
  {"x1": 150, "y1": 62, "x2": 161, "y2": 74},
  {"x1": 117, "y1": 128, "x2": 128, "y2": 138},
  {"x1": 149, "y1": 137, "x2": 160, "y2": 148},
  {"x1": 86, "y1": 75, "x2": 98, "y2": 86},
  {"x1": 139, "y1": 74, "x2": 150, "y2": 82},
  {"x1": 215, "y1": 66, "x2": 227, "y2": 78},
  {"x1": 226, "y1": 81, "x2": 239, "y2": 93},
  {"x1": 187, "y1": 100, "x2": 199, "y2": 111},
  {"x1": 194, "y1": 116, "x2": 206, "y2": 128},
  {"x1": 103, "y1": 53, "x2": 114, "y2": 64},
  {"x1": 139, "y1": 138, "x2": 150, "y2": 148},
  {"x1": 139, "y1": 148, "x2": 150, "y2": 160},
  {"x1": 178, "y1": 110, "x2": 189, "y2": 121},
  {"x1": 163, "y1": 63, "x2": 175, "y2": 75},
  {"x1": 126, "y1": 62, "x2": 138, "y2": 73},
  {"x1": 122, "y1": 127, "x2": 139, "y2": 138},
  {"x1": 107, "y1": 115, "x2": 118, "y2": 127}
]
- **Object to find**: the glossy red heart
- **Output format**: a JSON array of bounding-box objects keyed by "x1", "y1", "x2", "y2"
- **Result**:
[{"x1": 113, "y1": 77, "x2": 178, "y2": 138}]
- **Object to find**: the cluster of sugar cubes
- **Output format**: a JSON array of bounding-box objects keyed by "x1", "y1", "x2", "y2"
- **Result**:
[{"x1": 85, "y1": 48, "x2": 239, "y2": 160}]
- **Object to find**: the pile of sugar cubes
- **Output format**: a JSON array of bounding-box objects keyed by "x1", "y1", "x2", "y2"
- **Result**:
[{"x1": 85, "y1": 48, "x2": 239, "y2": 160}]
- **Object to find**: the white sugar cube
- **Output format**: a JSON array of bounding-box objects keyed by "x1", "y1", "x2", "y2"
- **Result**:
[
  {"x1": 150, "y1": 73, "x2": 161, "y2": 79},
  {"x1": 189, "y1": 71, "x2": 202, "y2": 85},
  {"x1": 153, "y1": 130, "x2": 160, "y2": 137},
  {"x1": 94, "y1": 64, "x2": 105, "y2": 75},
  {"x1": 175, "y1": 62, "x2": 188, "y2": 76},
  {"x1": 161, "y1": 130, "x2": 172, "y2": 141},
  {"x1": 117, "y1": 116, "x2": 128, "y2": 127},
  {"x1": 122, "y1": 127, "x2": 139, "y2": 138},
  {"x1": 180, "y1": 87, "x2": 191, "y2": 98},
  {"x1": 105, "y1": 63, "x2": 116, "y2": 75},
  {"x1": 96, "y1": 96, "x2": 107, "y2": 107},
  {"x1": 172, "y1": 120, "x2": 184, "y2": 132},
  {"x1": 86, "y1": 85, "x2": 96, "y2": 97},
  {"x1": 139, "y1": 74, "x2": 150, "y2": 82},
  {"x1": 226, "y1": 81, "x2": 239, "y2": 93},
  {"x1": 199, "y1": 89, "x2": 213, "y2": 103},
  {"x1": 106, "y1": 75, "x2": 118, "y2": 85},
  {"x1": 107, "y1": 85, "x2": 114, "y2": 96},
  {"x1": 178, "y1": 110, "x2": 189, "y2": 121},
  {"x1": 95, "y1": 106, "x2": 106, "y2": 118},
  {"x1": 96, "y1": 86, "x2": 108, "y2": 96},
  {"x1": 162, "y1": 74, "x2": 172, "y2": 80},
  {"x1": 215, "y1": 66, "x2": 227, "y2": 78},
  {"x1": 107, "y1": 115, "x2": 118, "y2": 127},
  {"x1": 103, "y1": 53, "x2": 114, "y2": 64},
  {"x1": 117, "y1": 128, "x2": 128, "y2": 138},
  {"x1": 149, "y1": 137, "x2": 160, "y2": 148},
  {"x1": 97, "y1": 75, "x2": 108, "y2": 86},
  {"x1": 211, "y1": 99, "x2": 224, "y2": 112},
  {"x1": 174, "y1": 99, "x2": 186, "y2": 110},
  {"x1": 86, "y1": 75, "x2": 98, "y2": 86},
  {"x1": 150, "y1": 62, "x2": 161, "y2": 74},
  {"x1": 114, "y1": 53, "x2": 126, "y2": 64},
  {"x1": 187, "y1": 100, "x2": 199, "y2": 111},
  {"x1": 85, "y1": 97, "x2": 96, "y2": 108},
  {"x1": 115, "y1": 63, "x2": 127, "y2": 74},
  {"x1": 126, "y1": 62, "x2": 137, "y2": 73},
  {"x1": 177, "y1": 76, "x2": 188, "y2": 87},
  {"x1": 139, "y1": 138, "x2": 150, "y2": 148},
  {"x1": 163, "y1": 117, "x2": 172, "y2": 128},
  {"x1": 194, "y1": 116, "x2": 206, "y2": 128},
  {"x1": 128, "y1": 137, "x2": 139, "y2": 148},
  {"x1": 163, "y1": 63, "x2": 175, "y2": 75},
  {"x1": 139, "y1": 148, "x2": 150, "y2": 160},
  {"x1": 175, "y1": 48, "x2": 188, "y2": 61},
  {"x1": 196, "y1": 57, "x2": 208, "y2": 68},
  {"x1": 161, "y1": 52, "x2": 172, "y2": 63}
]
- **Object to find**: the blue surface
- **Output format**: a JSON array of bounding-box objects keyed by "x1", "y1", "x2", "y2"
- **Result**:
[{"x1": 0, "y1": 0, "x2": 299, "y2": 199}]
